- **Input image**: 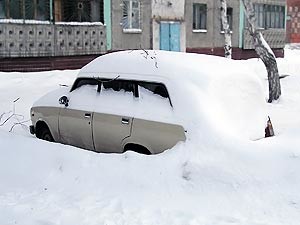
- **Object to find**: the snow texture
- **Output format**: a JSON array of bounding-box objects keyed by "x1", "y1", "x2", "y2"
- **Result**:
[{"x1": 0, "y1": 48, "x2": 300, "y2": 225}]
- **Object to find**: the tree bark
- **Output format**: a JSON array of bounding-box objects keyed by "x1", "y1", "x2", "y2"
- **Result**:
[
  {"x1": 220, "y1": 0, "x2": 232, "y2": 59},
  {"x1": 241, "y1": 0, "x2": 281, "y2": 102}
]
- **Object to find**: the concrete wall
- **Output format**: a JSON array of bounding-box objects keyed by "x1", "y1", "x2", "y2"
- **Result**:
[
  {"x1": 185, "y1": 0, "x2": 240, "y2": 50},
  {"x1": 152, "y1": 0, "x2": 185, "y2": 19},
  {"x1": 0, "y1": 23, "x2": 106, "y2": 58},
  {"x1": 111, "y1": 0, "x2": 152, "y2": 50}
]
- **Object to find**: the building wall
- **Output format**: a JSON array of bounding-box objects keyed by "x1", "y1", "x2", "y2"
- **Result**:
[
  {"x1": 185, "y1": 0, "x2": 240, "y2": 50},
  {"x1": 287, "y1": 0, "x2": 300, "y2": 43},
  {"x1": 111, "y1": 0, "x2": 152, "y2": 50},
  {"x1": 152, "y1": 0, "x2": 186, "y2": 51}
]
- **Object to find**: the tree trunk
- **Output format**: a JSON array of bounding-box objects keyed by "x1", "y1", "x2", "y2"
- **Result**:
[
  {"x1": 220, "y1": 0, "x2": 232, "y2": 59},
  {"x1": 241, "y1": 0, "x2": 281, "y2": 102}
]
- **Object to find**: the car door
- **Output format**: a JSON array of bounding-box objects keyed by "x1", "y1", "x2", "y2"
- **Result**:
[
  {"x1": 123, "y1": 81, "x2": 186, "y2": 154},
  {"x1": 92, "y1": 79, "x2": 135, "y2": 153},
  {"x1": 58, "y1": 78, "x2": 98, "y2": 151}
]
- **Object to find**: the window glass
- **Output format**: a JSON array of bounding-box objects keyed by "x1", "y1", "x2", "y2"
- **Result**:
[
  {"x1": 9, "y1": 0, "x2": 23, "y2": 19},
  {"x1": 0, "y1": 0, "x2": 5, "y2": 19},
  {"x1": 138, "y1": 82, "x2": 172, "y2": 106},
  {"x1": 102, "y1": 80, "x2": 135, "y2": 94},
  {"x1": 193, "y1": 3, "x2": 207, "y2": 30},
  {"x1": 71, "y1": 78, "x2": 99, "y2": 92},
  {"x1": 36, "y1": 0, "x2": 49, "y2": 20},
  {"x1": 221, "y1": 7, "x2": 233, "y2": 31},
  {"x1": 254, "y1": 4, "x2": 285, "y2": 29},
  {"x1": 122, "y1": 0, "x2": 141, "y2": 29},
  {"x1": 62, "y1": 0, "x2": 104, "y2": 23},
  {"x1": 138, "y1": 82, "x2": 169, "y2": 98}
]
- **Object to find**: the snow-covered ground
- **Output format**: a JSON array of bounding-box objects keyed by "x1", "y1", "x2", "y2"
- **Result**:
[{"x1": 1, "y1": 48, "x2": 300, "y2": 225}]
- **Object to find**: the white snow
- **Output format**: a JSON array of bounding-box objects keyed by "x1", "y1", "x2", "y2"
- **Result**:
[
  {"x1": 79, "y1": 50, "x2": 267, "y2": 140},
  {"x1": 1, "y1": 47, "x2": 300, "y2": 225}
]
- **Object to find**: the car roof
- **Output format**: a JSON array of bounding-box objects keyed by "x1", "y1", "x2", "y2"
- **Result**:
[{"x1": 77, "y1": 50, "x2": 237, "y2": 82}]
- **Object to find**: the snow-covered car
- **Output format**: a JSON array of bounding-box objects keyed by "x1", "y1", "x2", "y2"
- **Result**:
[{"x1": 30, "y1": 50, "x2": 267, "y2": 154}]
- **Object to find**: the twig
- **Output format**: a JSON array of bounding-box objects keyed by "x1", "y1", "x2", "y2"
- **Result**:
[{"x1": 9, "y1": 119, "x2": 31, "y2": 132}]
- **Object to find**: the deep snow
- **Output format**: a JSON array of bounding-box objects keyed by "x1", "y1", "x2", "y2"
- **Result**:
[{"x1": 0, "y1": 48, "x2": 300, "y2": 225}]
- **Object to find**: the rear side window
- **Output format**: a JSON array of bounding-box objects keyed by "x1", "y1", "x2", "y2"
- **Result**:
[
  {"x1": 138, "y1": 82, "x2": 169, "y2": 98},
  {"x1": 138, "y1": 82, "x2": 172, "y2": 106}
]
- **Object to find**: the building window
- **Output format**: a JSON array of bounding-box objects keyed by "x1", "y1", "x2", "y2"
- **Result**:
[
  {"x1": 62, "y1": 0, "x2": 104, "y2": 23},
  {"x1": 254, "y1": 4, "x2": 285, "y2": 29},
  {"x1": 3, "y1": 0, "x2": 50, "y2": 20},
  {"x1": 221, "y1": 7, "x2": 233, "y2": 31},
  {"x1": 122, "y1": 0, "x2": 141, "y2": 30},
  {"x1": 193, "y1": 3, "x2": 207, "y2": 30},
  {"x1": 0, "y1": 0, "x2": 5, "y2": 19}
]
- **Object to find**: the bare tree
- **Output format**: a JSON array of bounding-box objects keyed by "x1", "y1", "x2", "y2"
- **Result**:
[
  {"x1": 220, "y1": 0, "x2": 232, "y2": 59},
  {"x1": 241, "y1": 0, "x2": 281, "y2": 103}
]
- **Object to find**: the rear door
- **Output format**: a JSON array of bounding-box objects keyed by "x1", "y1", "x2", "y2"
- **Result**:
[
  {"x1": 92, "y1": 79, "x2": 135, "y2": 153},
  {"x1": 58, "y1": 78, "x2": 98, "y2": 150}
]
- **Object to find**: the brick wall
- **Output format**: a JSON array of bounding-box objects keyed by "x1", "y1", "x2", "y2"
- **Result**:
[{"x1": 287, "y1": 0, "x2": 300, "y2": 43}]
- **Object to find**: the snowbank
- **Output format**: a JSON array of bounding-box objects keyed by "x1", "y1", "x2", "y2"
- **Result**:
[{"x1": 1, "y1": 48, "x2": 300, "y2": 225}]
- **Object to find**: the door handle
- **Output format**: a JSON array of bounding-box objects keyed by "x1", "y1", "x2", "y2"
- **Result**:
[
  {"x1": 121, "y1": 118, "x2": 130, "y2": 125},
  {"x1": 84, "y1": 113, "x2": 91, "y2": 118}
]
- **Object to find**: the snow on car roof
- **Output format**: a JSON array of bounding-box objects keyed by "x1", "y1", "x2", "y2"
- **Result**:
[
  {"x1": 78, "y1": 50, "x2": 267, "y2": 141},
  {"x1": 78, "y1": 50, "x2": 238, "y2": 80}
]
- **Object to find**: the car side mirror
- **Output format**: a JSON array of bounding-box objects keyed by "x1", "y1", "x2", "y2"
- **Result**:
[{"x1": 59, "y1": 96, "x2": 69, "y2": 107}]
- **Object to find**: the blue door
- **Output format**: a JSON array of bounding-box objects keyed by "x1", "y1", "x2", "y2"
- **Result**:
[{"x1": 160, "y1": 22, "x2": 180, "y2": 52}]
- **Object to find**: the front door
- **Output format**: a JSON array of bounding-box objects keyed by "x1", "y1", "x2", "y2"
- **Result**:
[
  {"x1": 160, "y1": 22, "x2": 181, "y2": 52},
  {"x1": 58, "y1": 80, "x2": 98, "y2": 151}
]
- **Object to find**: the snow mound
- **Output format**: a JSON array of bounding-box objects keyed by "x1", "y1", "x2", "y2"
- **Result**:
[{"x1": 80, "y1": 50, "x2": 267, "y2": 140}]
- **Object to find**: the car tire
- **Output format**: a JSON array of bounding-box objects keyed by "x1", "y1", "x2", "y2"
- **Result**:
[{"x1": 39, "y1": 127, "x2": 54, "y2": 142}]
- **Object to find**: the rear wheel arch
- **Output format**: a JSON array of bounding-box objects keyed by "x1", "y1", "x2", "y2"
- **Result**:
[{"x1": 123, "y1": 143, "x2": 152, "y2": 155}]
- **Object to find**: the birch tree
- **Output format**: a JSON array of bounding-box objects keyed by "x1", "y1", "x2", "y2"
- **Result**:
[
  {"x1": 241, "y1": 0, "x2": 281, "y2": 103},
  {"x1": 220, "y1": 0, "x2": 232, "y2": 59}
]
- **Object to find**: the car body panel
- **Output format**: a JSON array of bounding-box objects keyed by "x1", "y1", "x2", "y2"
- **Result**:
[
  {"x1": 92, "y1": 113, "x2": 132, "y2": 153},
  {"x1": 31, "y1": 106, "x2": 60, "y2": 142},
  {"x1": 58, "y1": 108, "x2": 94, "y2": 150},
  {"x1": 123, "y1": 118, "x2": 186, "y2": 154}
]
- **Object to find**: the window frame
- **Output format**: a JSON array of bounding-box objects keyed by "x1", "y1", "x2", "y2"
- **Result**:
[
  {"x1": 71, "y1": 78, "x2": 173, "y2": 107},
  {"x1": 220, "y1": 7, "x2": 233, "y2": 32},
  {"x1": 253, "y1": 4, "x2": 285, "y2": 29},
  {"x1": 192, "y1": 3, "x2": 207, "y2": 32},
  {"x1": 122, "y1": 0, "x2": 141, "y2": 32}
]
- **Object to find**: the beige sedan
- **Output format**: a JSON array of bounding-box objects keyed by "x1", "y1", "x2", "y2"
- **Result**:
[{"x1": 30, "y1": 76, "x2": 186, "y2": 155}]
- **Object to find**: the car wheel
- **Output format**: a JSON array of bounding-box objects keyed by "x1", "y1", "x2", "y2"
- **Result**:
[{"x1": 39, "y1": 127, "x2": 54, "y2": 142}]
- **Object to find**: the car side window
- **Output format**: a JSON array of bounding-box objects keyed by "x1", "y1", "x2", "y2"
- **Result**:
[
  {"x1": 101, "y1": 79, "x2": 138, "y2": 96},
  {"x1": 103, "y1": 80, "x2": 133, "y2": 92},
  {"x1": 138, "y1": 82, "x2": 172, "y2": 106},
  {"x1": 71, "y1": 78, "x2": 99, "y2": 92}
]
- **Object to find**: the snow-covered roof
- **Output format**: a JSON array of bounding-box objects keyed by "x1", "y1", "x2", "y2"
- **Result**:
[{"x1": 78, "y1": 50, "x2": 237, "y2": 80}]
